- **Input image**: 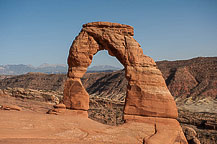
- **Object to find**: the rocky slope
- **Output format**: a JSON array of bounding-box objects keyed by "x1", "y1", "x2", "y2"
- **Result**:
[
  {"x1": 0, "y1": 72, "x2": 66, "y2": 92},
  {"x1": 82, "y1": 70, "x2": 127, "y2": 101},
  {"x1": 157, "y1": 57, "x2": 217, "y2": 102},
  {"x1": 1, "y1": 87, "x2": 62, "y2": 104}
]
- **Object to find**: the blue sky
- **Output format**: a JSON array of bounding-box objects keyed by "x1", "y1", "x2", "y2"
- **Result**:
[{"x1": 0, "y1": 0, "x2": 217, "y2": 68}]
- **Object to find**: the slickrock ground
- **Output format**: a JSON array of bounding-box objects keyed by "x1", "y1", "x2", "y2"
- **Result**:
[{"x1": 0, "y1": 94, "x2": 186, "y2": 144}]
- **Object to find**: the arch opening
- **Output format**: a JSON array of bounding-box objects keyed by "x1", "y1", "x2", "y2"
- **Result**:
[
  {"x1": 88, "y1": 50, "x2": 124, "y2": 70},
  {"x1": 81, "y1": 50, "x2": 126, "y2": 125}
]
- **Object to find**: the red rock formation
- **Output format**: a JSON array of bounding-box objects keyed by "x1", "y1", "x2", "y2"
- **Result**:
[
  {"x1": 64, "y1": 21, "x2": 178, "y2": 119},
  {"x1": 64, "y1": 22, "x2": 188, "y2": 144}
]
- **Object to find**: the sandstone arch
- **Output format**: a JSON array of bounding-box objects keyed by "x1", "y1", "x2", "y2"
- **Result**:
[{"x1": 64, "y1": 22, "x2": 178, "y2": 119}]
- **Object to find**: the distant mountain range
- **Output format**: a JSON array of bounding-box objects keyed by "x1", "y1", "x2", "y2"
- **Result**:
[
  {"x1": 87, "y1": 65, "x2": 121, "y2": 73},
  {"x1": 0, "y1": 63, "x2": 122, "y2": 75}
]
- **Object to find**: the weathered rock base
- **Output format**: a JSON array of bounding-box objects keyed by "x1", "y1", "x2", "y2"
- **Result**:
[
  {"x1": 124, "y1": 115, "x2": 188, "y2": 144},
  {"x1": 47, "y1": 104, "x2": 88, "y2": 117},
  {"x1": 47, "y1": 109, "x2": 88, "y2": 117},
  {"x1": 63, "y1": 79, "x2": 89, "y2": 111}
]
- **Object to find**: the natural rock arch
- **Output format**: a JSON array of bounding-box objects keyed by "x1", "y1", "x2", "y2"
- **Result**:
[{"x1": 63, "y1": 22, "x2": 178, "y2": 119}]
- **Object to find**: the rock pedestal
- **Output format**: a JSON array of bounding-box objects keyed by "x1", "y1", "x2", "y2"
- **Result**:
[{"x1": 63, "y1": 79, "x2": 89, "y2": 110}]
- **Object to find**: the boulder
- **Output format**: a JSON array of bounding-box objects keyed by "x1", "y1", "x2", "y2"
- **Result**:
[
  {"x1": 182, "y1": 126, "x2": 200, "y2": 144},
  {"x1": 47, "y1": 104, "x2": 66, "y2": 115},
  {"x1": 53, "y1": 103, "x2": 66, "y2": 109},
  {"x1": 0, "y1": 104, "x2": 22, "y2": 111},
  {"x1": 47, "y1": 108, "x2": 66, "y2": 115}
]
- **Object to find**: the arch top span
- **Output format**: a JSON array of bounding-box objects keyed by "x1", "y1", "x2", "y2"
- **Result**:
[{"x1": 64, "y1": 21, "x2": 178, "y2": 119}]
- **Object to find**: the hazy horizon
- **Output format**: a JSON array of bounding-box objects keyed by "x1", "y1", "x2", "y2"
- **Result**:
[{"x1": 0, "y1": 55, "x2": 215, "y2": 68}]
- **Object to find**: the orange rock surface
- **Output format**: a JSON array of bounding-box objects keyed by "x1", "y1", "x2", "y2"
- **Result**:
[
  {"x1": 124, "y1": 115, "x2": 187, "y2": 144},
  {"x1": 0, "y1": 110, "x2": 187, "y2": 144}
]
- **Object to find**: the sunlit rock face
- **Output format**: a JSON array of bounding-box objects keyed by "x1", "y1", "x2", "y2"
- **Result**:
[{"x1": 64, "y1": 21, "x2": 178, "y2": 119}]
